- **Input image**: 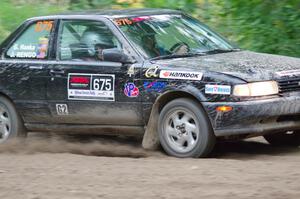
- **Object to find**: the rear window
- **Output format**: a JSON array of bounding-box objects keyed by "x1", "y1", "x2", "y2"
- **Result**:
[{"x1": 6, "y1": 21, "x2": 53, "y2": 59}]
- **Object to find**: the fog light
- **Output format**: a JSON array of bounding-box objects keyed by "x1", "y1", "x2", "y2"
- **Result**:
[{"x1": 216, "y1": 106, "x2": 233, "y2": 112}]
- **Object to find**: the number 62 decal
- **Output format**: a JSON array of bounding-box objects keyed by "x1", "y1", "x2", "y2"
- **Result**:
[{"x1": 56, "y1": 104, "x2": 68, "y2": 115}]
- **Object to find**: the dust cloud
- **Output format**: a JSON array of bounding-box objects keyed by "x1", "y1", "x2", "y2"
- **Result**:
[{"x1": 0, "y1": 133, "x2": 163, "y2": 158}]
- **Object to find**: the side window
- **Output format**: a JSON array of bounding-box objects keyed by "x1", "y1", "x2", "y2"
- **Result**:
[
  {"x1": 58, "y1": 20, "x2": 122, "y2": 61},
  {"x1": 6, "y1": 21, "x2": 53, "y2": 59}
]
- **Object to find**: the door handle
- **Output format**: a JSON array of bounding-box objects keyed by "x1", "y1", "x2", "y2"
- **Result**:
[{"x1": 50, "y1": 69, "x2": 65, "y2": 76}]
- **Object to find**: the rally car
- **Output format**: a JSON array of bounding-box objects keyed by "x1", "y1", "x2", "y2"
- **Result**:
[{"x1": 0, "y1": 9, "x2": 300, "y2": 158}]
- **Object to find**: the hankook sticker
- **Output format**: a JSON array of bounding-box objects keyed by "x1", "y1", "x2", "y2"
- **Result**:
[
  {"x1": 159, "y1": 70, "x2": 203, "y2": 80},
  {"x1": 68, "y1": 73, "x2": 115, "y2": 101},
  {"x1": 205, "y1": 85, "x2": 231, "y2": 95}
]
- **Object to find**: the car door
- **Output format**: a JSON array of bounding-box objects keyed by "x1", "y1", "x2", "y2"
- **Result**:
[
  {"x1": 0, "y1": 19, "x2": 56, "y2": 123},
  {"x1": 46, "y1": 19, "x2": 144, "y2": 126}
]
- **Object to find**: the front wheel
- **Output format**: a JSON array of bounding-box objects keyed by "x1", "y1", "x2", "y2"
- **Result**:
[
  {"x1": 0, "y1": 96, "x2": 26, "y2": 144},
  {"x1": 264, "y1": 131, "x2": 300, "y2": 147},
  {"x1": 158, "y1": 98, "x2": 215, "y2": 158}
]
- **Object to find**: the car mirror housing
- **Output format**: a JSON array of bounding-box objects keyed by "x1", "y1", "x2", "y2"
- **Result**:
[{"x1": 102, "y1": 49, "x2": 134, "y2": 64}]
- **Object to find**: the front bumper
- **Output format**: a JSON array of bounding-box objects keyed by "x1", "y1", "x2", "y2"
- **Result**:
[{"x1": 202, "y1": 95, "x2": 300, "y2": 137}]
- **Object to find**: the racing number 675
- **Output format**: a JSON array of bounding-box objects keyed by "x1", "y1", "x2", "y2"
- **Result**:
[{"x1": 93, "y1": 78, "x2": 112, "y2": 91}]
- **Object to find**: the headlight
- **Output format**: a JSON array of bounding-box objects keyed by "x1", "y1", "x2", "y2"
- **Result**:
[{"x1": 233, "y1": 81, "x2": 279, "y2": 97}]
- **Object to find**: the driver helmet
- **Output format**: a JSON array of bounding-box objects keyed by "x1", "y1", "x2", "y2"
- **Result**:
[{"x1": 80, "y1": 29, "x2": 114, "y2": 56}]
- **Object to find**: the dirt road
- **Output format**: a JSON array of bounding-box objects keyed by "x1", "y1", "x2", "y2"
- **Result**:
[{"x1": 0, "y1": 133, "x2": 300, "y2": 199}]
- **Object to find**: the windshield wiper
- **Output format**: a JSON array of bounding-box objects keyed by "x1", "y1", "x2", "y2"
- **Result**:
[
  {"x1": 150, "y1": 52, "x2": 205, "y2": 61},
  {"x1": 204, "y1": 48, "x2": 240, "y2": 54},
  {"x1": 150, "y1": 49, "x2": 240, "y2": 61}
]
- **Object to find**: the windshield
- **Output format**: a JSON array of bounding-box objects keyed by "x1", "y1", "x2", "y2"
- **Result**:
[{"x1": 115, "y1": 14, "x2": 236, "y2": 59}]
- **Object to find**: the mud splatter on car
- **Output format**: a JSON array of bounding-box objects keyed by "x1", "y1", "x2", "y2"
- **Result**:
[{"x1": 0, "y1": 9, "x2": 300, "y2": 158}]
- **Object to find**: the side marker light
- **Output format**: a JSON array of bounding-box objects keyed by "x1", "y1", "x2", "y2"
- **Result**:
[{"x1": 216, "y1": 106, "x2": 233, "y2": 112}]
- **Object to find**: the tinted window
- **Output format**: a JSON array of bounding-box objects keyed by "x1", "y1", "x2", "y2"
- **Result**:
[
  {"x1": 6, "y1": 21, "x2": 53, "y2": 59},
  {"x1": 58, "y1": 20, "x2": 121, "y2": 61}
]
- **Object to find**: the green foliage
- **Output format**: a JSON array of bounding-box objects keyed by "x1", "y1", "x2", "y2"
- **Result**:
[
  {"x1": 202, "y1": 0, "x2": 300, "y2": 57},
  {"x1": 143, "y1": 0, "x2": 197, "y2": 13},
  {"x1": 69, "y1": 0, "x2": 116, "y2": 10},
  {"x1": 0, "y1": 0, "x2": 67, "y2": 42},
  {"x1": 0, "y1": 0, "x2": 299, "y2": 57}
]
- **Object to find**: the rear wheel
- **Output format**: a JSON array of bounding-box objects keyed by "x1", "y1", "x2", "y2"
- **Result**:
[
  {"x1": 158, "y1": 98, "x2": 215, "y2": 158},
  {"x1": 0, "y1": 96, "x2": 26, "y2": 143},
  {"x1": 264, "y1": 131, "x2": 300, "y2": 147}
]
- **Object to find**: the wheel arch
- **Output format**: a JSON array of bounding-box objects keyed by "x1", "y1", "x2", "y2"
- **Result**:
[
  {"x1": 0, "y1": 91, "x2": 24, "y2": 123},
  {"x1": 142, "y1": 89, "x2": 208, "y2": 150},
  {"x1": 0, "y1": 90, "x2": 27, "y2": 142},
  {"x1": 0, "y1": 91, "x2": 15, "y2": 104},
  {"x1": 157, "y1": 90, "x2": 204, "y2": 113}
]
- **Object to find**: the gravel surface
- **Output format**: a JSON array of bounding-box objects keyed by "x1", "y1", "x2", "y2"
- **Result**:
[{"x1": 0, "y1": 134, "x2": 299, "y2": 199}]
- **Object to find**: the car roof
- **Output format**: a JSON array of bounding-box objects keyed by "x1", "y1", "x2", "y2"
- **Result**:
[{"x1": 27, "y1": 8, "x2": 182, "y2": 21}]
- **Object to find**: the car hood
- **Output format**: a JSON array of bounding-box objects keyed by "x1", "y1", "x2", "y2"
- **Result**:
[{"x1": 153, "y1": 50, "x2": 300, "y2": 82}]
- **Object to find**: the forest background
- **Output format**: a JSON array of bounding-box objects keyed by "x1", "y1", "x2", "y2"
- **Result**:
[{"x1": 0, "y1": 0, "x2": 299, "y2": 57}]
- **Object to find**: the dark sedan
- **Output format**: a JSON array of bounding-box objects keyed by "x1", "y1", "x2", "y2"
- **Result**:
[{"x1": 0, "y1": 9, "x2": 300, "y2": 158}]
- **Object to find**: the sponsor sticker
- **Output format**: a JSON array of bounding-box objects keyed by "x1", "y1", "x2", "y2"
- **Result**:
[
  {"x1": 35, "y1": 21, "x2": 53, "y2": 32},
  {"x1": 68, "y1": 73, "x2": 115, "y2": 101},
  {"x1": 114, "y1": 18, "x2": 133, "y2": 26},
  {"x1": 205, "y1": 85, "x2": 231, "y2": 95},
  {"x1": 276, "y1": 70, "x2": 300, "y2": 77},
  {"x1": 10, "y1": 51, "x2": 37, "y2": 58},
  {"x1": 69, "y1": 76, "x2": 90, "y2": 88},
  {"x1": 143, "y1": 81, "x2": 167, "y2": 92},
  {"x1": 36, "y1": 37, "x2": 49, "y2": 59},
  {"x1": 159, "y1": 70, "x2": 203, "y2": 80},
  {"x1": 114, "y1": 17, "x2": 151, "y2": 26},
  {"x1": 124, "y1": 82, "x2": 139, "y2": 97},
  {"x1": 127, "y1": 65, "x2": 135, "y2": 77},
  {"x1": 145, "y1": 66, "x2": 159, "y2": 78},
  {"x1": 56, "y1": 104, "x2": 68, "y2": 115},
  {"x1": 9, "y1": 44, "x2": 37, "y2": 58}
]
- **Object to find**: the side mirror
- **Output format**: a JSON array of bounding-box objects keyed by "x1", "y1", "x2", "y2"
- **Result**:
[{"x1": 102, "y1": 49, "x2": 133, "y2": 64}]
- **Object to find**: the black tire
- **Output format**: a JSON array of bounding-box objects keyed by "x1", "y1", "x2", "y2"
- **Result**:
[
  {"x1": 264, "y1": 131, "x2": 300, "y2": 147},
  {"x1": 158, "y1": 98, "x2": 216, "y2": 158},
  {"x1": 0, "y1": 96, "x2": 26, "y2": 143}
]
